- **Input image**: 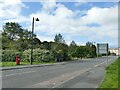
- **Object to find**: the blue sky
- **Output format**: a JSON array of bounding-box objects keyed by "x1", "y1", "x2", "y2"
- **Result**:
[{"x1": 0, "y1": 0, "x2": 118, "y2": 48}]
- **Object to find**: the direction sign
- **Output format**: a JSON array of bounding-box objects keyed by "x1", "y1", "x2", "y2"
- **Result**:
[
  {"x1": 97, "y1": 43, "x2": 108, "y2": 54},
  {"x1": 97, "y1": 43, "x2": 109, "y2": 67}
]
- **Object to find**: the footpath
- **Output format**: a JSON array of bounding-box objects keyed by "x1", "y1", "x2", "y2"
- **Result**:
[
  {"x1": 1, "y1": 62, "x2": 67, "y2": 71},
  {"x1": 0, "y1": 58, "x2": 96, "y2": 71}
]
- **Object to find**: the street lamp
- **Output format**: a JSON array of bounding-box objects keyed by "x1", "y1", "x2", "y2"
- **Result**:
[{"x1": 30, "y1": 17, "x2": 39, "y2": 65}]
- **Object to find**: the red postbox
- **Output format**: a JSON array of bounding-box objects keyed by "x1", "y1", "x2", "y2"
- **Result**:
[{"x1": 16, "y1": 55, "x2": 20, "y2": 65}]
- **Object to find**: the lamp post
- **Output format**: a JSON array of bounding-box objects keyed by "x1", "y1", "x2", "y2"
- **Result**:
[{"x1": 30, "y1": 17, "x2": 39, "y2": 65}]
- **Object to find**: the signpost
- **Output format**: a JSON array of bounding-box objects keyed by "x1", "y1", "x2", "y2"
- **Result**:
[{"x1": 97, "y1": 43, "x2": 109, "y2": 67}]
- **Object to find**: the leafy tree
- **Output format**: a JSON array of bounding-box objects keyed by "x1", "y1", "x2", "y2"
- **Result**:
[
  {"x1": 86, "y1": 42, "x2": 97, "y2": 58},
  {"x1": 70, "y1": 40, "x2": 77, "y2": 46},
  {"x1": 75, "y1": 46, "x2": 90, "y2": 59},
  {"x1": 2, "y1": 22, "x2": 36, "y2": 51},
  {"x1": 40, "y1": 41, "x2": 51, "y2": 50},
  {"x1": 54, "y1": 33, "x2": 66, "y2": 44},
  {"x1": 33, "y1": 38, "x2": 41, "y2": 49},
  {"x1": 86, "y1": 42, "x2": 93, "y2": 47},
  {"x1": 90, "y1": 44, "x2": 97, "y2": 57},
  {"x1": 68, "y1": 40, "x2": 78, "y2": 57},
  {"x1": 51, "y1": 42, "x2": 69, "y2": 62},
  {"x1": 52, "y1": 34, "x2": 70, "y2": 62}
]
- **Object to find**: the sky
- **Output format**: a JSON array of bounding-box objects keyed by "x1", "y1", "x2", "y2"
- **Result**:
[{"x1": 0, "y1": 0, "x2": 119, "y2": 48}]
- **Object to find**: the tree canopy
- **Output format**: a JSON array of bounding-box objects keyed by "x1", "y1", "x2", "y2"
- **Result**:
[{"x1": 2, "y1": 22, "x2": 97, "y2": 63}]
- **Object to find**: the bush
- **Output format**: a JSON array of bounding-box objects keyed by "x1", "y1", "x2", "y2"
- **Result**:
[
  {"x1": 2, "y1": 48, "x2": 69, "y2": 63},
  {"x1": 2, "y1": 50, "x2": 22, "y2": 62},
  {"x1": 22, "y1": 49, "x2": 31, "y2": 62},
  {"x1": 22, "y1": 48, "x2": 55, "y2": 62}
]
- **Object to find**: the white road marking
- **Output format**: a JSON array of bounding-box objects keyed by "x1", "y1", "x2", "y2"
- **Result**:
[
  {"x1": 93, "y1": 58, "x2": 115, "y2": 68},
  {"x1": 52, "y1": 68, "x2": 92, "y2": 88},
  {"x1": 2, "y1": 70, "x2": 36, "y2": 77},
  {"x1": 51, "y1": 57, "x2": 116, "y2": 88}
]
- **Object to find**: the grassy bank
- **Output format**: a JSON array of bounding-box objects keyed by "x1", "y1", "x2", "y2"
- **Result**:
[
  {"x1": 0, "y1": 61, "x2": 55, "y2": 67},
  {"x1": 98, "y1": 57, "x2": 119, "y2": 88}
]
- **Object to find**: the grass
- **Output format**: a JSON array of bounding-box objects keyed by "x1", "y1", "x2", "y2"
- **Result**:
[
  {"x1": 0, "y1": 61, "x2": 55, "y2": 67},
  {"x1": 98, "y1": 57, "x2": 119, "y2": 88}
]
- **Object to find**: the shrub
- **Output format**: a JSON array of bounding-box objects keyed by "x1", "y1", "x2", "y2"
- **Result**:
[
  {"x1": 22, "y1": 48, "x2": 55, "y2": 62},
  {"x1": 2, "y1": 50, "x2": 22, "y2": 62}
]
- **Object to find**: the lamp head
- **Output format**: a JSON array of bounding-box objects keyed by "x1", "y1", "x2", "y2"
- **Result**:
[{"x1": 36, "y1": 18, "x2": 39, "y2": 21}]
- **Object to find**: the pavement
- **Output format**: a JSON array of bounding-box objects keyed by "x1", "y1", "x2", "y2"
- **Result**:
[
  {"x1": 1, "y1": 58, "x2": 94, "y2": 71},
  {"x1": 1, "y1": 56, "x2": 118, "y2": 89},
  {"x1": 1, "y1": 62, "x2": 67, "y2": 71}
]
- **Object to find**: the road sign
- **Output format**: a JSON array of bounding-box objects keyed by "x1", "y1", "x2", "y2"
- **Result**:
[
  {"x1": 97, "y1": 43, "x2": 109, "y2": 67},
  {"x1": 97, "y1": 43, "x2": 108, "y2": 54}
]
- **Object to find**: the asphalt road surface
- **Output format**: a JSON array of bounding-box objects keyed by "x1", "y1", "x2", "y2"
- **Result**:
[{"x1": 1, "y1": 56, "x2": 118, "y2": 89}]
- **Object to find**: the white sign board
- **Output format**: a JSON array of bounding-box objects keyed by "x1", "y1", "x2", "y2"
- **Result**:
[{"x1": 97, "y1": 43, "x2": 108, "y2": 54}]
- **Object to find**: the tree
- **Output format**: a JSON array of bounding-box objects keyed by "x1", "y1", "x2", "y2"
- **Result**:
[
  {"x1": 90, "y1": 44, "x2": 97, "y2": 57},
  {"x1": 75, "y1": 46, "x2": 88, "y2": 59},
  {"x1": 54, "y1": 33, "x2": 65, "y2": 44},
  {"x1": 68, "y1": 40, "x2": 78, "y2": 57},
  {"x1": 52, "y1": 34, "x2": 69, "y2": 62},
  {"x1": 2, "y1": 22, "x2": 36, "y2": 51},
  {"x1": 33, "y1": 38, "x2": 41, "y2": 49},
  {"x1": 86, "y1": 42, "x2": 93, "y2": 47},
  {"x1": 51, "y1": 42, "x2": 69, "y2": 62},
  {"x1": 3, "y1": 22, "x2": 22, "y2": 40},
  {"x1": 70, "y1": 40, "x2": 77, "y2": 46},
  {"x1": 40, "y1": 41, "x2": 51, "y2": 50},
  {"x1": 86, "y1": 42, "x2": 97, "y2": 58}
]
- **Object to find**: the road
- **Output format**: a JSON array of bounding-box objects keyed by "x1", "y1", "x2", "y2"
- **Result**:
[{"x1": 1, "y1": 56, "x2": 117, "y2": 89}]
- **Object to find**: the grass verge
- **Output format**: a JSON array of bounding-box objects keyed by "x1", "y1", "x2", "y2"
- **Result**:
[
  {"x1": 98, "y1": 57, "x2": 119, "y2": 88},
  {"x1": 0, "y1": 61, "x2": 55, "y2": 67}
]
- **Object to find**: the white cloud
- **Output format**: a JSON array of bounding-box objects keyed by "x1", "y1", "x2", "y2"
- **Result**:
[
  {"x1": 0, "y1": 0, "x2": 28, "y2": 21},
  {"x1": 1, "y1": 1, "x2": 118, "y2": 47},
  {"x1": 40, "y1": 0, "x2": 57, "y2": 14},
  {"x1": 32, "y1": 4, "x2": 118, "y2": 46},
  {"x1": 55, "y1": 4, "x2": 75, "y2": 18},
  {"x1": 37, "y1": 34, "x2": 54, "y2": 42},
  {"x1": 1, "y1": 0, "x2": 21, "y2": 5},
  {"x1": 42, "y1": 0, "x2": 56, "y2": 10},
  {"x1": 81, "y1": 6, "x2": 118, "y2": 26},
  {"x1": 74, "y1": 2, "x2": 86, "y2": 7}
]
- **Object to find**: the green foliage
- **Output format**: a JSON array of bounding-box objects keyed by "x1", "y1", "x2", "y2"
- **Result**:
[
  {"x1": 75, "y1": 46, "x2": 89, "y2": 59},
  {"x1": 2, "y1": 22, "x2": 36, "y2": 51},
  {"x1": 68, "y1": 41, "x2": 97, "y2": 59},
  {"x1": 1, "y1": 62, "x2": 30, "y2": 67},
  {"x1": 22, "y1": 49, "x2": 31, "y2": 62},
  {"x1": 2, "y1": 50, "x2": 22, "y2": 62},
  {"x1": 68, "y1": 41, "x2": 78, "y2": 58},
  {"x1": 40, "y1": 41, "x2": 51, "y2": 50},
  {"x1": 86, "y1": 42, "x2": 97, "y2": 58},
  {"x1": 99, "y1": 58, "x2": 118, "y2": 88},
  {"x1": 2, "y1": 22, "x2": 98, "y2": 64},
  {"x1": 54, "y1": 33, "x2": 66, "y2": 44},
  {"x1": 22, "y1": 48, "x2": 54, "y2": 62},
  {"x1": 51, "y1": 42, "x2": 70, "y2": 62}
]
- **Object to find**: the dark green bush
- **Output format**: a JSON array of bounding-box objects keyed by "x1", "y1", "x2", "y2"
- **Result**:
[{"x1": 2, "y1": 50, "x2": 22, "y2": 62}]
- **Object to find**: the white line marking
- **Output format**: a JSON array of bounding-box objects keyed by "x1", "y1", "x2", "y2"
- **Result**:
[
  {"x1": 51, "y1": 57, "x2": 116, "y2": 88},
  {"x1": 3, "y1": 70, "x2": 36, "y2": 77},
  {"x1": 52, "y1": 68, "x2": 91, "y2": 88},
  {"x1": 93, "y1": 57, "x2": 115, "y2": 68}
]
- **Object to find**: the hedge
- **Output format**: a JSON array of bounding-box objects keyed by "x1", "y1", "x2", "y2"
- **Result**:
[
  {"x1": 2, "y1": 48, "x2": 55, "y2": 62},
  {"x1": 2, "y1": 48, "x2": 69, "y2": 62},
  {"x1": 2, "y1": 50, "x2": 22, "y2": 62}
]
